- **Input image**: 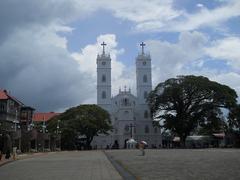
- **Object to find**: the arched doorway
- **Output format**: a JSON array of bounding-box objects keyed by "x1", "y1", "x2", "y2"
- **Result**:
[{"x1": 124, "y1": 139, "x2": 129, "y2": 149}]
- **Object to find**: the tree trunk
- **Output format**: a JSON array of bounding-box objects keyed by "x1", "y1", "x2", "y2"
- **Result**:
[
  {"x1": 85, "y1": 136, "x2": 93, "y2": 150},
  {"x1": 180, "y1": 136, "x2": 186, "y2": 148}
]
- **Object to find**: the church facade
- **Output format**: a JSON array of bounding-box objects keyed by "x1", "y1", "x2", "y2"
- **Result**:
[{"x1": 91, "y1": 42, "x2": 162, "y2": 149}]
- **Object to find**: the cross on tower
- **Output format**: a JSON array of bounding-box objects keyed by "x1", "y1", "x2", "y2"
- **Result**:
[
  {"x1": 140, "y1": 42, "x2": 146, "y2": 54},
  {"x1": 101, "y1": 41, "x2": 107, "y2": 54}
]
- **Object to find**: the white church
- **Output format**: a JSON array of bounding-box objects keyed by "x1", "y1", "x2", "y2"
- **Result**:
[{"x1": 91, "y1": 42, "x2": 162, "y2": 149}]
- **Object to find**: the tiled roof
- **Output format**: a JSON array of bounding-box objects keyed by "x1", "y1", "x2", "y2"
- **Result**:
[
  {"x1": 0, "y1": 89, "x2": 24, "y2": 105},
  {"x1": 33, "y1": 112, "x2": 61, "y2": 122},
  {"x1": 0, "y1": 90, "x2": 9, "y2": 99}
]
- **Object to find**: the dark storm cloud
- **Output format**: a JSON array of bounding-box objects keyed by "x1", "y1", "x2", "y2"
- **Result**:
[
  {"x1": 0, "y1": 0, "x2": 80, "y2": 43},
  {"x1": 0, "y1": 1, "x2": 96, "y2": 111}
]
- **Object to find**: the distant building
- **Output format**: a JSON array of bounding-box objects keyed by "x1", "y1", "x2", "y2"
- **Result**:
[
  {"x1": 33, "y1": 112, "x2": 60, "y2": 151},
  {"x1": 33, "y1": 112, "x2": 60, "y2": 123},
  {"x1": 0, "y1": 89, "x2": 35, "y2": 152},
  {"x1": 92, "y1": 42, "x2": 162, "y2": 149}
]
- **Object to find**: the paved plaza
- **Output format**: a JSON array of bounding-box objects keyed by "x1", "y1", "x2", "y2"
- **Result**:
[
  {"x1": 0, "y1": 151, "x2": 122, "y2": 180},
  {"x1": 106, "y1": 149, "x2": 240, "y2": 180},
  {"x1": 0, "y1": 149, "x2": 240, "y2": 180}
]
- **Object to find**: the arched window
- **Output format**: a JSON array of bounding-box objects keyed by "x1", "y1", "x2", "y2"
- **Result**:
[
  {"x1": 102, "y1": 91, "x2": 106, "y2": 99},
  {"x1": 144, "y1": 110, "x2": 148, "y2": 118},
  {"x1": 143, "y1": 75, "x2": 147, "y2": 83},
  {"x1": 145, "y1": 125, "x2": 149, "y2": 134},
  {"x1": 123, "y1": 98, "x2": 129, "y2": 106},
  {"x1": 102, "y1": 75, "x2": 106, "y2": 82},
  {"x1": 144, "y1": 91, "x2": 148, "y2": 99}
]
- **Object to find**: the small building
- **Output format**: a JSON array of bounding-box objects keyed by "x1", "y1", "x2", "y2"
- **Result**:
[
  {"x1": 33, "y1": 112, "x2": 60, "y2": 151},
  {"x1": 20, "y1": 106, "x2": 35, "y2": 152},
  {"x1": 0, "y1": 89, "x2": 23, "y2": 151},
  {"x1": 0, "y1": 89, "x2": 36, "y2": 152}
]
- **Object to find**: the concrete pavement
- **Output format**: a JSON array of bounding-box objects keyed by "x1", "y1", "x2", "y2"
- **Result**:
[
  {"x1": 106, "y1": 149, "x2": 240, "y2": 180},
  {"x1": 0, "y1": 152, "x2": 49, "y2": 167},
  {"x1": 2, "y1": 149, "x2": 239, "y2": 180},
  {"x1": 0, "y1": 151, "x2": 122, "y2": 180}
]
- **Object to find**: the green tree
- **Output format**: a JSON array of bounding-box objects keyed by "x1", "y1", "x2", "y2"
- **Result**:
[
  {"x1": 148, "y1": 75, "x2": 238, "y2": 145},
  {"x1": 228, "y1": 104, "x2": 240, "y2": 131},
  {"x1": 48, "y1": 104, "x2": 112, "y2": 150}
]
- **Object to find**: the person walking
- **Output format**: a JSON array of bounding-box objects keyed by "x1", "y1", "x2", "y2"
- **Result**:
[
  {"x1": 3, "y1": 133, "x2": 12, "y2": 159},
  {"x1": 139, "y1": 142, "x2": 145, "y2": 156}
]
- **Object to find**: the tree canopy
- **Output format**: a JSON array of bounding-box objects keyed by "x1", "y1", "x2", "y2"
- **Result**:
[
  {"x1": 48, "y1": 104, "x2": 112, "y2": 150},
  {"x1": 148, "y1": 75, "x2": 238, "y2": 144}
]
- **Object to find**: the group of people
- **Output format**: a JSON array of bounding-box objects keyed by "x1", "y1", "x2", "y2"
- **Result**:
[{"x1": 0, "y1": 133, "x2": 12, "y2": 161}]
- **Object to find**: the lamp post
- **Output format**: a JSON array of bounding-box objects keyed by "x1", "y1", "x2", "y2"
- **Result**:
[
  {"x1": 40, "y1": 117, "x2": 48, "y2": 134},
  {"x1": 56, "y1": 120, "x2": 61, "y2": 151},
  {"x1": 39, "y1": 116, "x2": 48, "y2": 152},
  {"x1": 27, "y1": 122, "x2": 34, "y2": 131},
  {"x1": 13, "y1": 109, "x2": 19, "y2": 132},
  {"x1": 12, "y1": 109, "x2": 21, "y2": 158},
  {"x1": 27, "y1": 122, "x2": 34, "y2": 152}
]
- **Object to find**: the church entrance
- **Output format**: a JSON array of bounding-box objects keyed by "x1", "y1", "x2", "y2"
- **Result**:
[{"x1": 124, "y1": 139, "x2": 129, "y2": 149}]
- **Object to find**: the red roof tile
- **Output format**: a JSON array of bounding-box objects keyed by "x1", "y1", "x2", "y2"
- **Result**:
[
  {"x1": 33, "y1": 112, "x2": 61, "y2": 122},
  {"x1": 0, "y1": 89, "x2": 24, "y2": 105},
  {"x1": 0, "y1": 90, "x2": 9, "y2": 99}
]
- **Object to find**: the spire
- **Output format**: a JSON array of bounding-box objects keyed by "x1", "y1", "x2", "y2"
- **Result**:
[
  {"x1": 101, "y1": 41, "x2": 107, "y2": 55},
  {"x1": 140, "y1": 42, "x2": 146, "y2": 55}
]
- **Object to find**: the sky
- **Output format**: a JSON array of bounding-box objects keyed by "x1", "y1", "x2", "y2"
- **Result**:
[{"x1": 0, "y1": 0, "x2": 240, "y2": 112}]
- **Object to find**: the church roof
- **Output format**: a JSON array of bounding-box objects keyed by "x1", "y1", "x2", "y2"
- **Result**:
[{"x1": 112, "y1": 91, "x2": 137, "y2": 100}]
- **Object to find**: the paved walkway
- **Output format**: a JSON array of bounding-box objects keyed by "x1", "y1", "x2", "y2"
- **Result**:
[
  {"x1": 0, "y1": 152, "x2": 42, "y2": 166},
  {"x1": 0, "y1": 151, "x2": 122, "y2": 180},
  {"x1": 106, "y1": 149, "x2": 240, "y2": 180}
]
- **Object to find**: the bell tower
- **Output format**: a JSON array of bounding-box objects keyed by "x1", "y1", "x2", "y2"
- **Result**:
[
  {"x1": 136, "y1": 42, "x2": 152, "y2": 104},
  {"x1": 97, "y1": 42, "x2": 112, "y2": 112}
]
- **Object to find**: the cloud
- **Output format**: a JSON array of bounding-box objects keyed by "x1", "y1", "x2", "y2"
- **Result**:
[
  {"x1": 0, "y1": 0, "x2": 77, "y2": 42},
  {"x1": 170, "y1": 0, "x2": 240, "y2": 32},
  {"x1": 205, "y1": 37, "x2": 240, "y2": 68},
  {"x1": 147, "y1": 31, "x2": 208, "y2": 85},
  {"x1": 211, "y1": 72, "x2": 240, "y2": 94},
  {"x1": 105, "y1": 0, "x2": 181, "y2": 23},
  {"x1": 0, "y1": 24, "x2": 94, "y2": 112},
  {"x1": 196, "y1": 4, "x2": 204, "y2": 8},
  {"x1": 0, "y1": 0, "x2": 239, "y2": 112},
  {"x1": 147, "y1": 31, "x2": 240, "y2": 99},
  {"x1": 72, "y1": 34, "x2": 136, "y2": 99},
  {"x1": 105, "y1": 0, "x2": 240, "y2": 32},
  {"x1": 1, "y1": 0, "x2": 238, "y2": 38},
  {"x1": 0, "y1": 0, "x2": 141, "y2": 111}
]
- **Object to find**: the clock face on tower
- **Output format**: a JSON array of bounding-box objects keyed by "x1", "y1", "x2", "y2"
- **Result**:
[
  {"x1": 143, "y1": 61, "x2": 146, "y2": 65},
  {"x1": 102, "y1": 61, "x2": 106, "y2": 65}
]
